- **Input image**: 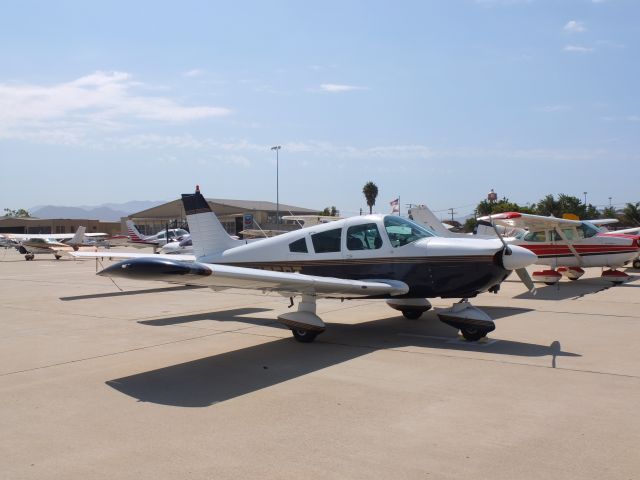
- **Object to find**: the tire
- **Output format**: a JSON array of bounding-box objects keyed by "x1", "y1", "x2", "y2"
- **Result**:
[
  {"x1": 54, "y1": 255, "x2": 62, "y2": 260},
  {"x1": 544, "y1": 282, "x2": 557, "y2": 286},
  {"x1": 633, "y1": 259, "x2": 640, "y2": 269},
  {"x1": 460, "y1": 326, "x2": 488, "y2": 342},
  {"x1": 291, "y1": 329, "x2": 319, "y2": 343},
  {"x1": 402, "y1": 309, "x2": 423, "y2": 320}
]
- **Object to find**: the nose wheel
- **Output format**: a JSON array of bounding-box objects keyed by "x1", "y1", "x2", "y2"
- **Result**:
[
  {"x1": 291, "y1": 329, "x2": 319, "y2": 343},
  {"x1": 460, "y1": 325, "x2": 492, "y2": 342}
]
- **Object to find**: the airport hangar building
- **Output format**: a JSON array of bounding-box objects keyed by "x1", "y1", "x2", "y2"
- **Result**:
[
  {"x1": 125, "y1": 197, "x2": 319, "y2": 236},
  {"x1": 0, "y1": 216, "x2": 121, "y2": 236}
]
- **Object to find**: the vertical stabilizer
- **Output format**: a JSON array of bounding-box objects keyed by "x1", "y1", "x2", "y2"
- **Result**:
[
  {"x1": 408, "y1": 206, "x2": 455, "y2": 237},
  {"x1": 181, "y1": 188, "x2": 243, "y2": 258},
  {"x1": 69, "y1": 226, "x2": 86, "y2": 245},
  {"x1": 126, "y1": 220, "x2": 147, "y2": 242}
]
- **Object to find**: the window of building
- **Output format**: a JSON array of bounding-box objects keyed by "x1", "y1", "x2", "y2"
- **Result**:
[
  {"x1": 289, "y1": 237, "x2": 308, "y2": 253},
  {"x1": 346, "y1": 223, "x2": 382, "y2": 250},
  {"x1": 311, "y1": 228, "x2": 342, "y2": 253},
  {"x1": 55, "y1": 226, "x2": 65, "y2": 234}
]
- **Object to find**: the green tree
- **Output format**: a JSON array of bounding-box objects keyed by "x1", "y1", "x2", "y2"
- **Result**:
[
  {"x1": 534, "y1": 194, "x2": 560, "y2": 216},
  {"x1": 3, "y1": 208, "x2": 31, "y2": 218},
  {"x1": 601, "y1": 206, "x2": 617, "y2": 219},
  {"x1": 463, "y1": 217, "x2": 478, "y2": 233},
  {"x1": 476, "y1": 197, "x2": 530, "y2": 216},
  {"x1": 362, "y1": 181, "x2": 378, "y2": 214},
  {"x1": 622, "y1": 202, "x2": 640, "y2": 226},
  {"x1": 319, "y1": 206, "x2": 338, "y2": 216}
]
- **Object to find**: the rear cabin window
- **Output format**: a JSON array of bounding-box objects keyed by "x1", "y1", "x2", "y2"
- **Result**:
[
  {"x1": 289, "y1": 237, "x2": 308, "y2": 253},
  {"x1": 346, "y1": 223, "x2": 383, "y2": 250},
  {"x1": 311, "y1": 228, "x2": 342, "y2": 253}
]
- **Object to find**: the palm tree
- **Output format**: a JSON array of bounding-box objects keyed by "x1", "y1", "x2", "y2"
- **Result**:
[
  {"x1": 622, "y1": 202, "x2": 640, "y2": 225},
  {"x1": 362, "y1": 181, "x2": 378, "y2": 214}
]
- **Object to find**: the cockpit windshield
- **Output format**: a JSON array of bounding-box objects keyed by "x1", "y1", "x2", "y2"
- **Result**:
[
  {"x1": 580, "y1": 222, "x2": 600, "y2": 238},
  {"x1": 383, "y1": 216, "x2": 436, "y2": 247}
]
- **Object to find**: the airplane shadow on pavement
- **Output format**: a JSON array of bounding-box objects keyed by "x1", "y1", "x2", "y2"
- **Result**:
[{"x1": 106, "y1": 307, "x2": 579, "y2": 407}]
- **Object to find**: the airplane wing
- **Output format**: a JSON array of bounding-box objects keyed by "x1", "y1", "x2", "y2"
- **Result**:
[
  {"x1": 590, "y1": 218, "x2": 619, "y2": 226},
  {"x1": 602, "y1": 226, "x2": 640, "y2": 235},
  {"x1": 478, "y1": 212, "x2": 582, "y2": 230},
  {"x1": 68, "y1": 251, "x2": 196, "y2": 262},
  {"x1": 6, "y1": 233, "x2": 76, "y2": 241},
  {"x1": 98, "y1": 257, "x2": 409, "y2": 298}
]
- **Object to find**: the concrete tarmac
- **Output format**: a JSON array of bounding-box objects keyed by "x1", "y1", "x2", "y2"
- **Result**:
[{"x1": 1, "y1": 247, "x2": 639, "y2": 479}]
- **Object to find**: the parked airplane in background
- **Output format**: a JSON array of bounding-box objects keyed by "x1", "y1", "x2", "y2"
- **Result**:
[
  {"x1": 92, "y1": 187, "x2": 537, "y2": 343},
  {"x1": 478, "y1": 212, "x2": 640, "y2": 284},
  {"x1": 16, "y1": 226, "x2": 101, "y2": 260},
  {"x1": 126, "y1": 220, "x2": 189, "y2": 248},
  {"x1": 158, "y1": 235, "x2": 193, "y2": 255},
  {"x1": 1, "y1": 229, "x2": 108, "y2": 243}
]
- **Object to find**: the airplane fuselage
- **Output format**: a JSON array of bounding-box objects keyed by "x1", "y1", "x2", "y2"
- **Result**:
[{"x1": 196, "y1": 215, "x2": 524, "y2": 299}]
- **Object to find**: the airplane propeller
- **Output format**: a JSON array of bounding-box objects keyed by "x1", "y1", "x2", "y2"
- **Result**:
[{"x1": 478, "y1": 217, "x2": 537, "y2": 295}]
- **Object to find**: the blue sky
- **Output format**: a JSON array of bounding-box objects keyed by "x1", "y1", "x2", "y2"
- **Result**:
[{"x1": 1, "y1": 0, "x2": 638, "y2": 217}]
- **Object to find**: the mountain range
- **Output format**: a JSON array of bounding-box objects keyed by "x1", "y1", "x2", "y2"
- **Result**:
[{"x1": 30, "y1": 200, "x2": 166, "y2": 222}]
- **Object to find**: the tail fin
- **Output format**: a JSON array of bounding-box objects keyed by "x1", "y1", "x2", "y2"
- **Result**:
[
  {"x1": 126, "y1": 220, "x2": 146, "y2": 242},
  {"x1": 69, "y1": 226, "x2": 86, "y2": 245},
  {"x1": 408, "y1": 206, "x2": 455, "y2": 237},
  {"x1": 182, "y1": 188, "x2": 244, "y2": 258}
]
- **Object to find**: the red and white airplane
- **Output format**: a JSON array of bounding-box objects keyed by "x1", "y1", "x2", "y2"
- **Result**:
[
  {"x1": 83, "y1": 187, "x2": 538, "y2": 343},
  {"x1": 126, "y1": 220, "x2": 189, "y2": 247},
  {"x1": 477, "y1": 212, "x2": 640, "y2": 284}
]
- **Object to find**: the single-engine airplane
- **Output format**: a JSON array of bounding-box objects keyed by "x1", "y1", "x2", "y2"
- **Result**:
[
  {"x1": 17, "y1": 226, "x2": 101, "y2": 260},
  {"x1": 93, "y1": 187, "x2": 537, "y2": 343},
  {"x1": 477, "y1": 212, "x2": 640, "y2": 284},
  {"x1": 126, "y1": 220, "x2": 189, "y2": 248}
]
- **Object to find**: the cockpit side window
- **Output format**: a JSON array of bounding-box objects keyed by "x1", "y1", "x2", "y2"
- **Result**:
[
  {"x1": 383, "y1": 216, "x2": 435, "y2": 248},
  {"x1": 346, "y1": 223, "x2": 383, "y2": 250},
  {"x1": 311, "y1": 228, "x2": 342, "y2": 253},
  {"x1": 289, "y1": 237, "x2": 308, "y2": 253},
  {"x1": 523, "y1": 230, "x2": 546, "y2": 242}
]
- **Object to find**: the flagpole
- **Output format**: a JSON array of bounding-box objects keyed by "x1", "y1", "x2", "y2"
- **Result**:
[{"x1": 398, "y1": 196, "x2": 401, "y2": 216}]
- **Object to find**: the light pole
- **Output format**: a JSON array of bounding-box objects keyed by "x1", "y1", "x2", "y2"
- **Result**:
[
  {"x1": 583, "y1": 191, "x2": 587, "y2": 205},
  {"x1": 608, "y1": 197, "x2": 612, "y2": 208},
  {"x1": 271, "y1": 145, "x2": 282, "y2": 224}
]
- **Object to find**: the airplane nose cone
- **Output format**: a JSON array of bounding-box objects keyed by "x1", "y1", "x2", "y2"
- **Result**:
[{"x1": 501, "y1": 245, "x2": 537, "y2": 271}]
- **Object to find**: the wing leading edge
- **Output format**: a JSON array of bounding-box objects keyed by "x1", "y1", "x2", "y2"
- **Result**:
[{"x1": 98, "y1": 257, "x2": 409, "y2": 298}]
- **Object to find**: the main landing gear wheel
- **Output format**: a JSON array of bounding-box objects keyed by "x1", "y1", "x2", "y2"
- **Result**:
[
  {"x1": 54, "y1": 254, "x2": 62, "y2": 260},
  {"x1": 634, "y1": 258, "x2": 640, "y2": 269},
  {"x1": 291, "y1": 328, "x2": 319, "y2": 343},
  {"x1": 25, "y1": 254, "x2": 35, "y2": 261},
  {"x1": 460, "y1": 326, "x2": 489, "y2": 342},
  {"x1": 401, "y1": 309, "x2": 423, "y2": 320}
]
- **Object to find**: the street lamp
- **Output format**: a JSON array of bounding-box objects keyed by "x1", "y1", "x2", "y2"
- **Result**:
[
  {"x1": 271, "y1": 145, "x2": 282, "y2": 224},
  {"x1": 583, "y1": 191, "x2": 587, "y2": 205}
]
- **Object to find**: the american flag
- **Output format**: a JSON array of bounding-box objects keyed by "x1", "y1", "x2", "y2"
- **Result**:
[{"x1": 389, "y1": 197, "x2": 400, "y2": 213}]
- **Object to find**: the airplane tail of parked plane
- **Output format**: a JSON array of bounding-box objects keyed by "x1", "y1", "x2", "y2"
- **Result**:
[
  {"x1": 126, "y1": 220, "x2": 148, "y2": 242},
  {"x1": 69, "y1": 226, "x2": 86, "y2": 245},
  {"x1": 181, "y1": 186, "x2": 245, "y2": 258},
  {"x1": 408, "y1": 206, "x2": 455, "y2": 237}
]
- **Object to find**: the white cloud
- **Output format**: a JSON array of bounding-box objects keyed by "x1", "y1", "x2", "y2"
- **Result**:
[
  {"x1": 564, "y1": 20, "x2": 586, "y2": 33},
  {"x1": 183, "y1": 69, "x2": 204, "y2": 77},
  {"x1": 564, "y1": 44, "x2": 594, "y2": 53},
  {"x1": 475, "y1": 0, "x2": 532, "y2": 6},
  {"x1": 319, "y1": 83, "x2": 367, "y2": 93},
  {"x1": 534, "y1": 105, "x2": 571, "y2": 112},
  {"x1": 0, "y1": 71, "x2": 231, "y2": 136},
  {"x1": 603, "y1": 115, "x2": 640, "y2": 123}
]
